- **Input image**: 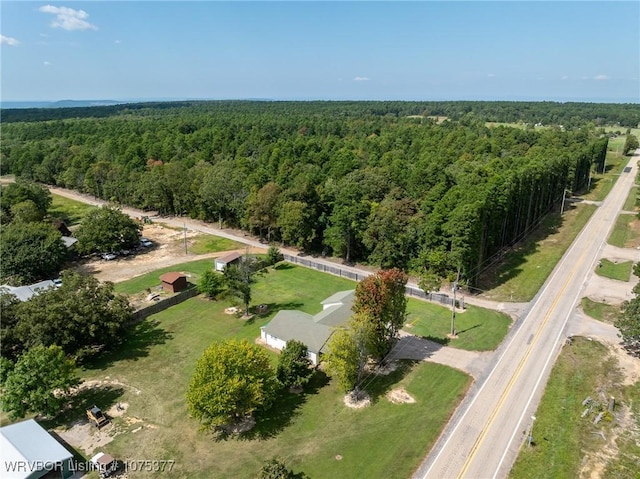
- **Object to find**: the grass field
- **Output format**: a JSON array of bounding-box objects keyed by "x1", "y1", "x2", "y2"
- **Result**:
[
  {"x1": 509, "y1": 337, "x2": 639, "y2": 479},
  {"x1": 581, "y1": 137, "x2": 631, "y2": 202},
  {"x1": 65, "y1": 264, "x2": 473, "y2": 478},
  {"x1": 608, "y1": 214, "x2": 640, "y2": 248},
  {"x1": 113, "y1": 258, "x2": 216, "y2": 294},
  {"x1": 404, "y1": 301, "x2": 511, "y2": 351},
  {"x1": 187, "y1": 234, "x2": 242, "y2": 255},
  {"x1": 580, "y1": 298, "x2": 620, "y2": 324},
  {"x1": 478, "y1": 203, "x2": 597, "y2": 302},
  {"x1": 595, "y1": 259, "x2": 633, "y2": 282},
  {"x1": 622, "y1": 186, "x2": 638, "y2": 212},
  {"x1": 48, "y1": 193, "x2": 97, "y2": 226}
]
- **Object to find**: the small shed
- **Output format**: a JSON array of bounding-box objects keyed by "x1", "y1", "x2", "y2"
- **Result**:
[
  {"x1": 159, "y1": 272, "x2": 188, "y2": 293},
  {"x1": 215, "y1": 252, "x2": 242, "y2": 271},
  {"x1": 0, "y1": 418, "x2": 74, "y2": 479}
]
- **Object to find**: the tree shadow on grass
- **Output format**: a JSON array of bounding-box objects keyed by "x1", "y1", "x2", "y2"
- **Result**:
[
  {"x1": 274, "y1": 263, "x2": 294, "y2": 271},
  {"x1": 419, "y1": 334, "x2": 450, "y2": 346},
  {"x1": 365, "y1": 360, "x2": 419, "y2": 404},
  {"x1": 40, "y1": 385, "x2": 125, "y2": 430},
  {"x1": 476, "y1": 212, "x2": 564, "y2": 292},
  {"x1": 81, "y1": 319, "x2": 173, "y2": 371},
  {"x1": 218, "y1": 370, "x2": 330, "y2": 442}
]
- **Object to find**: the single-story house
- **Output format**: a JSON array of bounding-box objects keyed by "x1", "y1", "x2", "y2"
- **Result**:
[
  {"x1": 159, "y1": 272, "x2": 188, "y2": 293},
  {"x1": 260, "y1": 290, "x2": 355, "y2": 365},
  {"x1": 0, "y1": 419, "x2": 74, "y2": 479},
  {"x1": 215, "y1": 252, "x2": 242, "y2": 271},
  {"x1": 0, "y1": 280, "x2": 56, "y2": 302}
]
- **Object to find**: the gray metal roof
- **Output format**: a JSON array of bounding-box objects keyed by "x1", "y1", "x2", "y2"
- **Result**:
[
  {"x1": 262, "y1": 290, "x2": 355, "y2": 354},
  {"x1": 262, "y1": 311, "x2": 333, "y2": 354},
  {"x1": 320, "y1": 290, "x2": 354, "y2": 306},
  {"x1": 61, "y1": 236, "x2": 78, "y2": 248},
  {"x1": 314, "y1": 302, "x2": 354, "y2": 327},
  {"x1": 1, "y1": 280, "x2": 55, "y2": 302},
  {"x1": 0, "y1": 419, "x2": 72, "y2": 479}
]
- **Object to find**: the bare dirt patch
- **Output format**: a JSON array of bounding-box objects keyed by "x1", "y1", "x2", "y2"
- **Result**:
[
  {"x1": 344, "y1": 391, "x2": 371, "y2": 409},
  {"x1": 386, "y1": 388, "x2": 416, "y2": 404},
  {"x1": 69, "y1": 224, "x2": 268, "y2": 285}
]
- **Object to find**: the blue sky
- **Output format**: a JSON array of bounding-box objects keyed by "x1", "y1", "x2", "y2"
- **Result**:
[{"x1": 1, "y1": 1, "x2": 639, "y2": 102}]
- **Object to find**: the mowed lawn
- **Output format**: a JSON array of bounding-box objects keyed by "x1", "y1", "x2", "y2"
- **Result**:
[
  {"x1": 77, "y1": 264, "x2": 472, "y2": 478},
  {"x1": 595, "y1": 259, "x2": 633, "y2": 282},
  {"x1": 608, "y1": 214, "x2": 640, "y2": 248},
  {"x1": 405, "y1": 301, "x2": 511, "y2": 351},
  {"x1": 49, "y1": 193, "x2": 97, "y2": 226}
]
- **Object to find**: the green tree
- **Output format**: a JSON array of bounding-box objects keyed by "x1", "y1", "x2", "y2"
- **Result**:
[
  {"x1": 186, "y1": 339, "x2": 278, "y2": 430},
  {"x1": 198, "y1": 270, "x2": 225, "y2": 299},
  {"x1": 617, "y1": 283, "x2": 640, "y2": 357},
  {"x1": 418, "y1": 271, "x2": 443, "y2": 295},
  {"x1": 353, "y1": 268, "x2": 408, "y2": 361},
  {"x1": 276, "y1": 340, "x2": 313, "y2": 389},
  {"x1": 266, "y1": 245, "x2": 284, "y2": 266},
  {"x1": 324, "y1": 314, "x2": 373, "y2": 394},
  {"x1": 1, "y1": 345, "x2": 80, "y2": 419},
  {"x1": 277, "y1": 200, "x2": 315, "y2": 250},
  {"x1": 0, "y1": 221, "x2": 67, "y2": 285},
  {"x1": 363, "y1": 193, "x2": 418, "y2": 270},
  {"x1": 623, "y1": 134, "x2": 639, "y2": 155},
  {"x1": 224, "y1": 253, "x2": 263, "y2": 316},
  {"x1": 0, "y1": 181, "x2": 52, "y2": 222},
  {"x1": 0, "y1": 291, "x2": 22, "y2": 360},
  {"x1": 257, "y1": 457, "x2": 309, "y2": 479},
  {"x1": 75, "y1": 205, "x2": 141, "y2": 254},
  {"x1": 246, "y1": 182, "x2": 282, "y2": 241},
  {"x1": 14, "y1": 271, "x2": 133, "y2": 359},
  {"x1": 10, "y1": 200, "x2": 45, "y2": 223}
]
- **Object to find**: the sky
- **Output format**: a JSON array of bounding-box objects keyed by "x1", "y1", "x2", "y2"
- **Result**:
[{"x1": 1, "y1": 1, "x2": 639, "y2": 103}]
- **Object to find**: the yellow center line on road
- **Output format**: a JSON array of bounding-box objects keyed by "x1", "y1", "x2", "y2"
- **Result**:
[{"x1": 456, "y1": 232, "x2": 596, "y2": 479}]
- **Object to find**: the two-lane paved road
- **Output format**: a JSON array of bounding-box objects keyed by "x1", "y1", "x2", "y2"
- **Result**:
[{"x1": 413, "y1": 149, "x2": 639, "y2": 479}]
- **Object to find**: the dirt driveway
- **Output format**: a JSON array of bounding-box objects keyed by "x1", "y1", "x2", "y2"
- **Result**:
[{"x1": 72, "y1": 223, "x2": 225, "y2": 284}]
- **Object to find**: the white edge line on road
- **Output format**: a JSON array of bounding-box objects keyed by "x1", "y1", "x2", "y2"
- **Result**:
[
  {"x1": 492, "y1": 156, "x2": 636, "y2": 477},
  {"x1": 419, "y1": 198, "x2": 601, "y2": 478}
]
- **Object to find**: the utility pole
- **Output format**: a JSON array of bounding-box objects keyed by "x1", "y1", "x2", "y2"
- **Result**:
[
  {"x1": 450, "y1": 267, "x2": 460, "y2": 337},
  {"x1": 587, "y1": 167, "x2": 592, "y2": 192},
  {"x1": 560, "y1": 189, "x2": 568, "y2": 216}
]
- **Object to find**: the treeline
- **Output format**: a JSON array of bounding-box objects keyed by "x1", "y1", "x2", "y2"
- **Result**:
[
  {"x1": 1, "y1": 102, "x2": 609, "y2": 283},
  {"x1": 1, "y1": 100, "x2": 639, "y2": 127}
]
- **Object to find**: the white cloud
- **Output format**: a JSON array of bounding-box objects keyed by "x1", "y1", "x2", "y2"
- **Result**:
[
  {"x1": 353, "y1": 76, "x2": 370, "y2": 81},
  {"x1": 594, "y1": 74, "x2": 610, "y2": 81},
  {"x1": 43, "y1": 61, "x2": 51, "y2": 66},
  {"x1": 39, "y1": 5, "x2": 98, "y2": 31},
  {"x1": 114, "y1": 40, "x2": 121, "y2": 44},
  {"x1": 560, "y1": 75, "x2": 569, "y2": 80},
  {"x1": 487, "y1": 73, "x2": 495, "y2": 78},
  {"x1": 1, "y1": 35, "x2": 20, "y2": 46}
]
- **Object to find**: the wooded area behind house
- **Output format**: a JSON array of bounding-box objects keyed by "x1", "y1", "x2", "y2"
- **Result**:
[{"x1": 2, "y1": 100, "x2": 628, "y2": 283}]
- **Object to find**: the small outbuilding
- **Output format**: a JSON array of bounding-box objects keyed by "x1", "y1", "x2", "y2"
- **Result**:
[
  {"x1": 0, "y1": 418, "x2": 74, "y2": 479},
  {"x1": 215, "y1": 252, "x2": 242, "y2": 271},
  {"x1": 159, "y1": 272, "x2": 188, "y2": 293}
]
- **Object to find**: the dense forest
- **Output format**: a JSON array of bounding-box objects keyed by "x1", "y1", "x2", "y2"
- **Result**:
[{"x1": 1, "y1": 101, "x2": 617, "y2": 284}]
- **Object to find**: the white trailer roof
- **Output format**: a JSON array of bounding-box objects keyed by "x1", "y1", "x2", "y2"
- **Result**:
[{"x1": 0, "y1": 419, "x2": 73, "y2": 479}]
